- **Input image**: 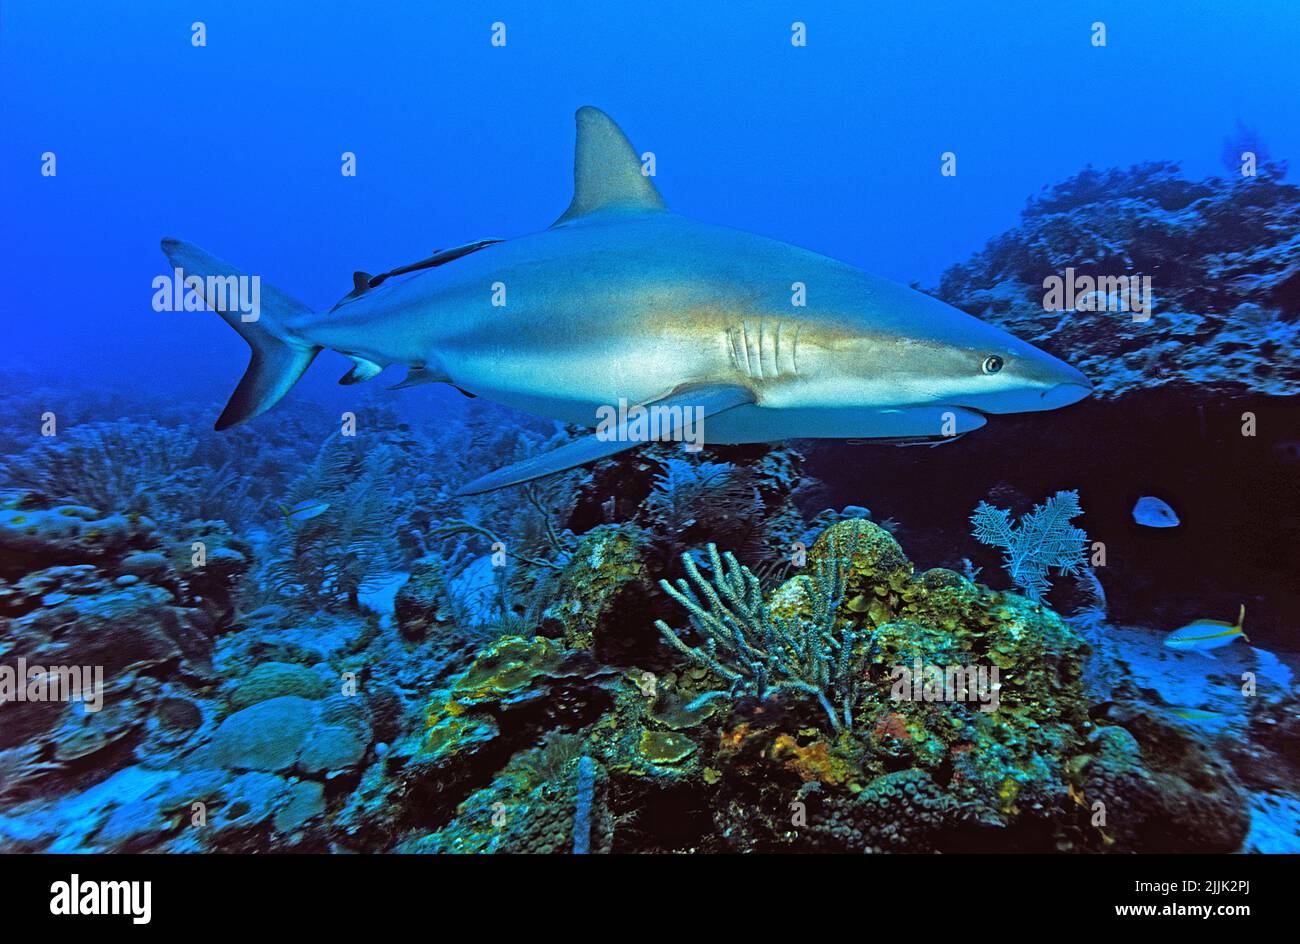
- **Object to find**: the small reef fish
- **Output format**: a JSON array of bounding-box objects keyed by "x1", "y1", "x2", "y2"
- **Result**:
[
  {"x1": 1166, "y1": 707, "x2": 1225, "y2": 723},
  {"x1": 1164, "y1": 605, "x2": 1248, "y2": 657},
  {"x1": 1272, "y1": 440, "x2": 1300, "y2": 462},
  {"x1": 1132, "y1": 495, "x2": 1179, "y2": 528},
  {"x1": 280, "y1": 499, "x2": 330, "y2": 525}
]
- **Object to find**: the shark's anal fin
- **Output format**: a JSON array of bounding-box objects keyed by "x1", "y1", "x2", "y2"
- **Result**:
[
  {"x1": 386, "y1": 369, "x2": 472, "y2": 397},
  {"x1": 552, "y1": 107, "x2": 666, "y2": 227},
  {"x1": 455, "y1": 383, "x2": 754, "y2": 496},
  {"x1": 339, "y1": 356, "x2": 384, "y2": 385}
]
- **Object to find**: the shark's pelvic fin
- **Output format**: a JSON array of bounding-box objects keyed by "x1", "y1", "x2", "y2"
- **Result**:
[
  {"x1": 160, "y1": 238, "x2": 320, "y2": 430},
  {"x1": 339, "y1": 356, "x2": 384, "y2": 385},
  {"x1": 455, "y1": 383, "x2": 754, "y2": 496},
  {"x1": 388, "y1": 367, "x2": 444, "y2": 390},
  {"x1": 552, "y1": 106, "x2": 666, "y2": 227}
]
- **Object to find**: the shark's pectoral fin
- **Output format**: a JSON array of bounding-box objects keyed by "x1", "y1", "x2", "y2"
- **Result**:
[
  {"x1": 339, "y1": 356, "x2": 384, "y2": 385},
  {"x1": 552, "y1": 107, "x2": 666, "y2": 226},
  {"x1": 455, "y1": 383, "x2": 754, "y2": 496}
]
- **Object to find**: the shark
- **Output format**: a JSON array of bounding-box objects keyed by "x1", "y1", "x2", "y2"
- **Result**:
[{"x1": 161, "y1": 107, "x2": 1091, "y2": 495}]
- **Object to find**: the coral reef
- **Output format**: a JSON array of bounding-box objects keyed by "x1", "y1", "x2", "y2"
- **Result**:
[
  {"x1": 0, "y1": 161, "x2": 1295, "y2": 854},
  {"x1": 935, "y1": 162, "x2": 1300, "y2": 398}
]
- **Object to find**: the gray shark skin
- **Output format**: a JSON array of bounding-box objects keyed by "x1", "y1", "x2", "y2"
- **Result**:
[{"x1": 162, "y1": 107, "x2": 1090, "y2": 494}]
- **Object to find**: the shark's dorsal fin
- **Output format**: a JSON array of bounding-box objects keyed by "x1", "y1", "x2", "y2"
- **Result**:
[
  {"x1": 340, "y1": 272, "x2": 372, "y2": 301},
  {"x1": 553, "y1": 107, "x2": 666, "y2": 226}
]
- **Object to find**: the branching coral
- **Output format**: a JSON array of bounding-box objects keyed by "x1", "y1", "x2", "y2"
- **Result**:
[
  {"x1": 970, "y1": 489, "x2": 1088, "y2": 602},
  {"x1": 654, "y1": 529, "x2": 867, "y2": 733}
]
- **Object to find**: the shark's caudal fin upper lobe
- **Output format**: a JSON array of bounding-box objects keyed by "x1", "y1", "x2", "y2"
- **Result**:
[{"x1": 160, "y1": 238, "x2": 320, "y2": 429}]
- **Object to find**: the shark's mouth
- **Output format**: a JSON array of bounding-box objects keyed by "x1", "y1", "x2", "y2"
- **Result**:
[
  {"x1": 956, "y1": 382, "x2": 1093, "y2": 415},
  {"x1": 1040, "y1": 382, "x2": 1093, "y2": 409}
]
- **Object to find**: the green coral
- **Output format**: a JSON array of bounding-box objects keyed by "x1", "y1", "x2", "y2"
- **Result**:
[
  {"x1": 655, "y1": 519, "x2": 1091, "y2": 833},
  {"x1": 543, "y1": 523, "x2": 651, "y2": 652},
  {"x1": 510, "y1": 731, "x2": 586, "y2": 788},
  {"x1": 405, "y1": 750, "x2": 612, "y2": 854}
]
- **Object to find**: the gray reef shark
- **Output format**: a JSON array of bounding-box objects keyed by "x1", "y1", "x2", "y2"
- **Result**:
[{"x1": 162, "y1": 107, "x2": 1090, "y2": 494}]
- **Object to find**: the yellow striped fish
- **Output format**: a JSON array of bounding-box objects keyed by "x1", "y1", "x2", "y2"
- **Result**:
[{"x1": 1163, "y1": 605, "x2": 1249, "y2": 657}]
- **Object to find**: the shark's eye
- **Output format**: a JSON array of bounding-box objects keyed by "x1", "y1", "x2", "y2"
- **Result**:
[{"x1": 982, "y1": 355, "x2": 1004, "y2": 375}]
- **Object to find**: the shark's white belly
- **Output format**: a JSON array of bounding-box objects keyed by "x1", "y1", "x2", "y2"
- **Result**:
[{"x1": 442, "y1": 325, "x2": 721, "y2": 426}]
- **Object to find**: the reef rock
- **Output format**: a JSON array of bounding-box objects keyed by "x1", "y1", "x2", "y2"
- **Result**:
[
  {"x1": 936, "y1": 162, "x2": 1300, "y2": 398},
  {"x1": 541, "y1": 523, "x2": 655, "y2": 661}
]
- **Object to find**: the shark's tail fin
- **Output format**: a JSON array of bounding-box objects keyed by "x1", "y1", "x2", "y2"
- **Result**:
[{"x1": 161, "y1": 238, "x2": 320, "y2": 429}]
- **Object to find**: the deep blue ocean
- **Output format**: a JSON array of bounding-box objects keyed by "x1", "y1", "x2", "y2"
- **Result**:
[
  {"x1": 6, "y1": 1, "x2": 1298, "y2": 401},
  {"x1": 2, "y1": 0, "x2": 1299, "y2": 874}
]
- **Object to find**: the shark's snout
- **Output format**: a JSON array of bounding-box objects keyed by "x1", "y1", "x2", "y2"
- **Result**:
[
  {"x1": 951, "y1": 352, "x2": 1092, "y2": 415},
  {"x1": 1040, "y1": 380, "x2": 1092, "y2": 409},
  {"x1": 999, "y1": 344, "x2": 1092, "y2": 412}
]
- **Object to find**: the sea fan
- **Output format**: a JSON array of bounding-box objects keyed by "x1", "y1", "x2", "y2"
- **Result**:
[
  {"x1": 970, "y1": 489, "x2": 1088, "y2": 602},
  {"x1": 511, "y1": 732, "x2": 586, "y2": 788},
  {"x1": 643, "y1": 456, "x2": 774, "y2": 564},
  {"x1": 643, "y1": 457, "x2": 737, "y2": 534},
  {"x1": 2, "y1": 419, "x2": 197, "y2": 518},
  {"x1": 263, "y1": 434, "x2": 402, "y2": 610}
]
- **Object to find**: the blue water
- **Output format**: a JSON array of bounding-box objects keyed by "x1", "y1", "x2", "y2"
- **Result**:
[{"x1": 5, "y1": 0, "x2": 1297, "y2": 403}]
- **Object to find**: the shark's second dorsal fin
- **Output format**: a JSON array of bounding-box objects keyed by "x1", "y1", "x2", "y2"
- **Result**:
[
  {"x1": 340, "y1": 272, "x2": 373, "y2": 303},
  {"x1": 553, "y1": 107, "x2": 666, "y2": 226}
]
